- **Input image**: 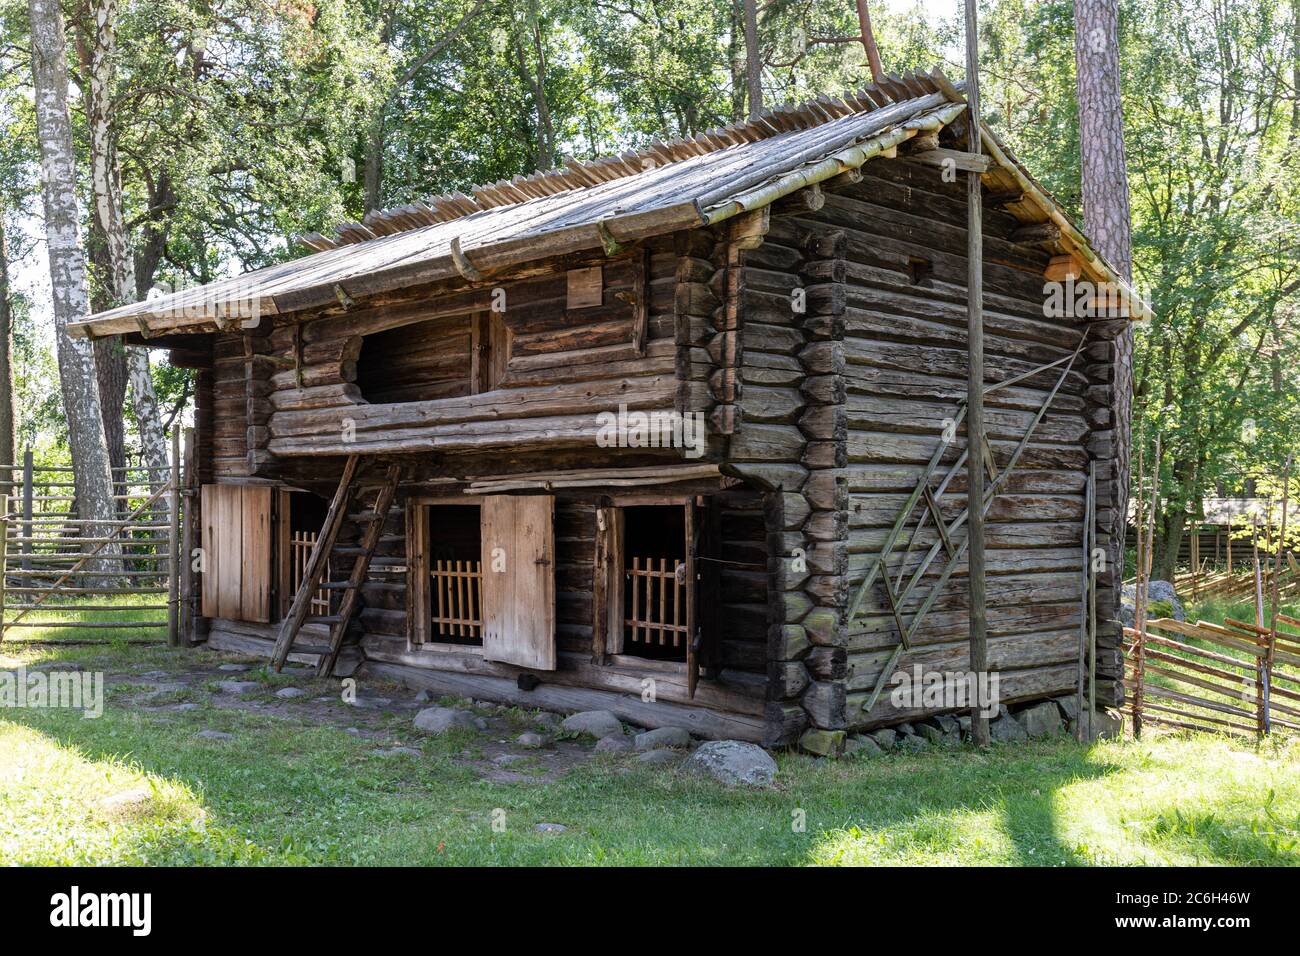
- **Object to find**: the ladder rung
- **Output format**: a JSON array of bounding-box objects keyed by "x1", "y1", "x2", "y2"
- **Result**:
[
  {"x1": 350, "y1": 512, "x2": 382, "y2": 522},
  {"x1": 320, "y1": 581, "x2": 355, "y2": 590},
  {"x1": 333, "y1": 546, "x2": 367, "y2": 556},
  {"x1": 307, "y1": 615, "x2": 342, "y2": 625}
]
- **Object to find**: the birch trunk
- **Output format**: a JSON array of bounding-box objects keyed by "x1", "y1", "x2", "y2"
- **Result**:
[
  {"x1": 0, "y1": 217, "x2": 16, "y2": 482},
  {"x1": 83, "y1": 0, "x2": 169, "y2": 485},
  {"x1": 1074, "y1": 0, "x2": 1133, "y2": 696},
  {"x1": 28, "y1": 0, "x2": 119, "y2": 576}
]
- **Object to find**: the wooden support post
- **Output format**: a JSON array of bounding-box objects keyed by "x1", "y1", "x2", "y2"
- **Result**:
[
  {"x1": 1087, "y1": 461, "x2": 1098, "y2": 734},
  {"x1": 1190, "y1": 527, "x2": 1199, "y2": 600},
  {"x1": 179, "y1": 427, "x2": 198, "y2": 645},
  {"x1": 168, "y1": 427, "x2": 181, "y2": 647},
  {"x1": 964, "y1": 0, "x2": 990, "y2": 748},
  {"x1": 21, "y1": 449, "x2": 31, "y2": 570},
  {"x1": 0, "y1": 494, "x2": 7, "y2": 642},
  {"x1": 1263, "y1": 453, "x2": 1292, "y2": 737}
]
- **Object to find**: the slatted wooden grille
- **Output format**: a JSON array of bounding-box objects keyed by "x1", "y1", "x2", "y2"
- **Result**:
[
  {"x1": 625, "y1": 555, "x2": 687, "y2": 647},
  {"x1": 431, "y1": 559, "x2": 482, "y2": 638},
  {"x1": 290, "y1": 531, "x2": 331, "y2": 615}
]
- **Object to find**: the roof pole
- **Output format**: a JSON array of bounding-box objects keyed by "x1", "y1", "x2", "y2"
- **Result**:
[{"x1": 965, "y1": 0, "x2": 990, "y2": 747}]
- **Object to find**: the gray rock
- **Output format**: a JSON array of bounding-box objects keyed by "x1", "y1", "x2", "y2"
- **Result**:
[
  {"x1": 989, "y1": 713, "x2": 1028, "y2": 742},
  {"x1": 534, "y1": 711, "x2": 563, "y2": 729},
  {"x1": 534, "y1": 823, "x2": 566, "y2": 833},
  {"x1": 344, "y1": 727, "x2": 361, "y2": 735},
  {"x1": 1018, "y1": 700, "x2": 1064, "y2": 738},
  {"x1": 493, "y1": 754, "x2": 524, "y2": 767},
  {"x1": 414, "y1": 690, "x2": 431, "y2": 703},
  {"x1": 896, "y1": 722, "x2": 916, "y2": 736},
  {"x1": 1072, "y1": 708, "x2": 1122, "y2": 741},
  {"x1": 275, "y1": 687, "x2": 307, "y2": 699},
  {"x1": 1120, "y1": 580, "x2": 1185, "y2": 628},
  {"x1": 216, "y1": 680, "x2": 260, "y2": 695},
  {"x1": 413, "y1": 706, "x2": 482, "y2": 735},
  {"x1": 636, "y1": 748, "x2": 683, "y2": 766},
  {"x1": 867, "y1": 728, "x2": 897, "y2": 750},
  {"x1": 373, "y1": 746, "x2": 422, "y2": 757},
  {"x1": 846, "y1": 735, "x2": 883, "y2": 757},
  {"x1": 634, "y1": 726, "x2": 692, "y2": 751},
  {"x1": 561, "y1": 710, "x2": 624, "y2": 739},
  {"x1": 351, "y1": 695, "x2": 395, "y2": 711},
  {"x1": 196, "y1": 729, "x2": 233, "y2": 741},
  {"x1": 1056, "y1": 696, "x2": 1080, "y2": 722},
  {"x1": 934, "y1": 714, "x2": 961, "y2": 735},
  {"x1": 917, "y1": 722, "x2": 947, "y2": 745},
  {"x1": 897, "y1": 733, "x2": 928, "y2": 753},
  {"x1": 217, "y1": 663, "x2": 251, "y2": 672},
  {"x1": 682, "y1": 740, "x2": 777, "y2": 786},
  {"x1": 594, "y1": 734, "x2": 634, "y2": 753},
  {"x1": 515, "y1": 732, "x2": 548, "y2": 749},
  {"x1": 170, "y1": 703, "x2": 198, "y2": 712}
]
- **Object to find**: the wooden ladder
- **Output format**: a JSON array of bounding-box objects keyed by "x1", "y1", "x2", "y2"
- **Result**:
[{"x1": 270, "y1": 457, "x2": 401, "y2": 676}]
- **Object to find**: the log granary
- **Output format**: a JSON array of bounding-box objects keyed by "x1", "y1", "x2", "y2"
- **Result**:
[{"x1": 72, "y1": 69, "x2": 1150, "y2": 753}]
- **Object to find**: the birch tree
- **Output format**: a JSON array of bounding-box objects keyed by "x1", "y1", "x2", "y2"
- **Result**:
[
  {"x1": 27, "y1": 0, "x2": 117, "y2": 565},
  {"x1": 80, "y1": 0, "x2": 168, "y2": 483}
]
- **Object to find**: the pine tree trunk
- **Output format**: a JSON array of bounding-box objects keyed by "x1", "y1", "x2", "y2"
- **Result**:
[
  {"x1": 742, "y1": 0, "x2": 762, "y2": 118},
  {"x1": 83, "y1": 0, "x2": 169, "y2": 485},
  {"x1": 1074, "y1": 0, "x2": 1134, "y2": 599},
  {"x1": 28, "y1": 0, "x2": 119, "y2": 576}
]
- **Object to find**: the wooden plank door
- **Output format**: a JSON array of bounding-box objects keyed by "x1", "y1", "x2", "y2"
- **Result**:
[
  {"x1": 200, "y1": 484, "x2": 272, "y2": 623},
  {"x1": 481, "y1": 495, "x2": 556, "y2": 670}
]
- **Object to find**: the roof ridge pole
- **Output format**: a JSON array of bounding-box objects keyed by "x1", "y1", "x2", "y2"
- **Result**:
[{"x1": 965, "y1": 0, "x2": 990, "y2": 748}]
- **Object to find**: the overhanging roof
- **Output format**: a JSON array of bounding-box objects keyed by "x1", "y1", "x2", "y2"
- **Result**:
[{"x1": 70, "y1": 69, "x2": 1152, "y2": 339}]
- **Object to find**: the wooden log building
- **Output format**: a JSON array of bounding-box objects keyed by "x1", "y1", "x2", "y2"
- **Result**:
[{"x1": 72, "y1": 70, "x2": 1150, "y2": 753}]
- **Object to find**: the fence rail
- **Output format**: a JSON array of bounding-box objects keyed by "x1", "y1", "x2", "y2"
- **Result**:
[
  {"x1": 0, "y1": 434, "x2": 184, "y2": 645},
  {"x1": 1124, "y1": 616, "x2": 1300, "y2": 739}
]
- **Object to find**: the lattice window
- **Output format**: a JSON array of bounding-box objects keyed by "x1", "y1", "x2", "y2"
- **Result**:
[
  {"x1": 431, "y1": 559, "x2": 482, "y2": 639},
  {"x1": 625, "y1": 556, "x2": 688, "y2": 649}
]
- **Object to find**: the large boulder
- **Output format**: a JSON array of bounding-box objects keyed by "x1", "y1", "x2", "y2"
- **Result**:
[
  {"x1": 413, "y1": 706, "x2": 483, "y2": 735},
  {"x1": 989, "y1": 711, "x2": 1028, "y2": 742},
  {"x1": 1120, "y1": 580, "x2": 1186, "y2": 628},
  {"x1": 682, "y1": 740, "x2": 777, "y2": 786},
  {"x1": 1017, "y1": 701, "x2": 1064, "y2": 738},
  {"x1": 561, "y1": 710, "x2": 624, "y2": 739}
]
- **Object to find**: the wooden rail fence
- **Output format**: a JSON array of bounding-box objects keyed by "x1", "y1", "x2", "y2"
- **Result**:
[
  {"x1": 0, "y1": 431, "x2": 186, "y2": 645},
  {"x1": 1124, "y1": 616, "x2": 1300, "y2": 739}
]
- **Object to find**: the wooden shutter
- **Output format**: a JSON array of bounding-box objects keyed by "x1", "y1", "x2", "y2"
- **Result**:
[
  {"x1": 480, "y1": 494, "x2": 556, "y2": 670},
  {"x1": 201, "y1": 484, "x2": 273, "y2": 623},
  {"x1": 686, "y1": 499, "x2": 700, "y2": 698}
]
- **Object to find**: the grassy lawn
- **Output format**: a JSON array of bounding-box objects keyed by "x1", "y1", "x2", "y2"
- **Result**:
[{"x1": 2, "y1": 639, "x2": 1299, "y2": 866}]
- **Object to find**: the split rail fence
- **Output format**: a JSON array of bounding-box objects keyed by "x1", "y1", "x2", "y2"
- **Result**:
[
  {"x1": 0, "y1": 432, "x2": 186, "y2": 645},
  {"x1": 1124, "y1": 615, "x2": 1300, "y2": 739}
]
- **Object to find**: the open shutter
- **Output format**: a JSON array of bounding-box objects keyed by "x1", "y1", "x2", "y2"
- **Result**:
[
  {"x1": 200, "y1": 484, "x2": 272, "y2": 623},
  {"x1": 481, "y1": 495, "x2": 556, "y2": 670}
]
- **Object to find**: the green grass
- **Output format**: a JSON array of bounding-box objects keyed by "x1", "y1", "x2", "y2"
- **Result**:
[
  {"x1": 4, "y1": 642, "x2": 1300, "y2": 866},
  {"x1": 2, "y1": 590, "x2": 169, "y2": 643}
]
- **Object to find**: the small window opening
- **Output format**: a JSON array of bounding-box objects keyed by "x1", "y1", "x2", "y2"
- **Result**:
[
  {"x1": 906, "y1": 255, "x2": 933, "y2": 286},
  {"x1": 621, "y1": 505, "x2": 688, "y2": 662},
  {"x1": 426, "y1": 504, "x2": 483, "y2": 645}
]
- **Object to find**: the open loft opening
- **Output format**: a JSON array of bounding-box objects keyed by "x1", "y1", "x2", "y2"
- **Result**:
[
  {"x1": 278, "y1": 489, "x2": 331, "y2": 621},
  {"x1": 355, "y1": 312, "x2": 509, "y2": 404}
]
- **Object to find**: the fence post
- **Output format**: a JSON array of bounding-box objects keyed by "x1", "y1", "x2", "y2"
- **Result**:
[
  {"x1": 168, "y1": 428, "x2": 181, "y2": 647},
  {"x1": 0, "y1": 494, "x2": 8, "y2": 642},
  {"x1": 21, "y1": 448, "x2": 32, "y2": 570}
]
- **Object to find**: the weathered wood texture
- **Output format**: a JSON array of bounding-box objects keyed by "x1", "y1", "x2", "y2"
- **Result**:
[{"x1": 793, "y1": 159, "x2": 1116, "y2": 730}]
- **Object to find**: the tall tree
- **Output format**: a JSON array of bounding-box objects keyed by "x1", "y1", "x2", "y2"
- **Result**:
[
  {"x1": 0, "y1": 209, "x2": 15, "y2": 476},
  {"x1": 26, "y1": 0, "x2": 117, "y2": 563},
  {"x1": 78, "y1": 0, "x2": 168, "y2": 484},
  {"x1": 1073, "y1": 0, "x2": 1133, "y2": 588},
  {"x1": 743, "y1": 0, "x2": 762, "y2": 116}
]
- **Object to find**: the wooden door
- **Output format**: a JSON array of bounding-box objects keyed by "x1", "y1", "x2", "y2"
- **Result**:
[
  {"x1": 480, "y1": 495, "x2": 556, "y2": 670},
  {"x1": 201, "y1": 484, "x2": 273, "y2": 623}
]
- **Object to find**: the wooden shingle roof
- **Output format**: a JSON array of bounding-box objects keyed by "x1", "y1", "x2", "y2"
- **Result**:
[{"x1": 71, "y1": 68, "x2": 1150, "y2": 339}]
